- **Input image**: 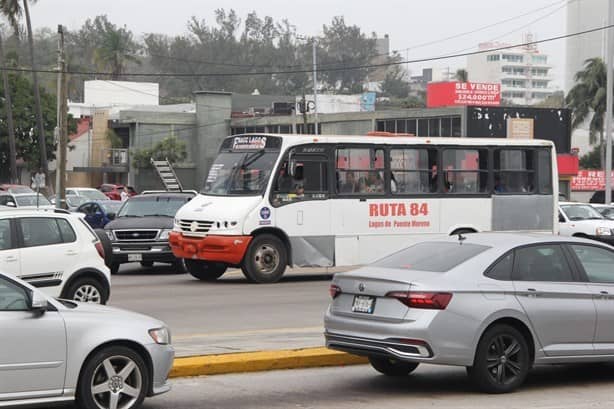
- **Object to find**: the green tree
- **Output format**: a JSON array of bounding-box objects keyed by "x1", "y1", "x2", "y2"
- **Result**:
[
  {"x1": 455, "y1": 68, "x2": 468, "y2": 82},
  {"x1": 92, "y1": 18, "x2": 141, "y2": 80},
  {"x1": 566, "y1": 58, "x2": 607, "y2": 166},
  {"x1": 318, "y1": 16, "x2": 377, "y2": 93},
  {"x1": 131, "y1": 136, "x2": 187, "y2": 169},
  {"x1": 0, "y1": 72, "x2": 57, "y2": 180},
  {"x1": 379, "y1": 53, "x2": 409, "y2": 98},
  {"x1": 0, "y1": 0, "x2": 48, "y2": 175},
  {"x1": 0, "y1": 27, "x2": 17, "y2": 182}
]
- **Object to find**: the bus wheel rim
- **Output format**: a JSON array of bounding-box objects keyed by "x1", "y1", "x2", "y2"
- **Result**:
[{"x1": 254, "y1": 244, "x2": 280, "y2": 274}]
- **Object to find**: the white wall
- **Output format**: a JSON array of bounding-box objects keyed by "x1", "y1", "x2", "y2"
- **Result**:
[{"x1": 83, "y1": 80, "x2": 159, "y2": 107}]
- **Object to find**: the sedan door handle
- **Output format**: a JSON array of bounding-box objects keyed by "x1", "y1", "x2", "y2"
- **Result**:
[
  {"x1": 600, "y1": 291, "x2": 609, "y2": 295},
  {"x1": 65, "y1": 250, "x2": 78, "y2": 256},
  {"x1": 4, "y1": 256, "x2": 17, "y2": 262},
  {"x1": 525, "y1": 288, "x2": 538, "y2": 298}
]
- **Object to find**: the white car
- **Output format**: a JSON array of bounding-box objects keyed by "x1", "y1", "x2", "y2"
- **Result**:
[
  {"x1": 0, "y1": 271, "x2": 173, "y2": 409},
  {"x1": 591, "y1": 203, "x2": 614, "y2": 220},
  {"x1": 558, "y1": 202, "x2": 614, "y2": 245},
  {"x1": 0, "y1": 192, "x2": 54, "y2": 209},
  {"x1": 0, "y1": 208, "x2": 111, "y2": 303},
  {"x1": 66, "y1": 187, "x2": 111, "y2": 201}
]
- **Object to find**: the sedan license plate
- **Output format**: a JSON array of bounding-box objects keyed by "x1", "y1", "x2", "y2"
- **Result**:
[
  {"x1": 128, "y1": 254, "x2": 142, "y2": 262},
  {"x1": 352, "y1": 295, "x2": 376, "y2": 314}
]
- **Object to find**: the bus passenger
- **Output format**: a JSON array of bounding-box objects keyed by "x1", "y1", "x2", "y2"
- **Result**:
[{"x1": 340, "y1": 172, "x2": 357, "y2": 193}]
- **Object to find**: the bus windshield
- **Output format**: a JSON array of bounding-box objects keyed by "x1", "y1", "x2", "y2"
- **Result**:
[{"x1": 201, "y1": 151, "x2": 279, "y2": 196}]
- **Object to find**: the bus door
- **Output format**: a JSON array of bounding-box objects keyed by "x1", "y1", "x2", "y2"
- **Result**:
[{"x1": 270, "y1": 146, "x2": 332, "y2": 267}]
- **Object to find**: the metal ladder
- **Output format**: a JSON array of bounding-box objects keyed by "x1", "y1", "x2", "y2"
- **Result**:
[{"x1": 151, "y1": 158, "x2": 183, "y2": 192}]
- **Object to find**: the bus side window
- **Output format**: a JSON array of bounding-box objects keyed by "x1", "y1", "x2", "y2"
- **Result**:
[
  {"x1": 494, "y1": 149, "x2": 535, "y2": 194},
  {"x1": 390, "y1": 148, "x2": 438, "y2": 194},
  {"x1": 336, "y1": 148, "x2": 385, "y2": 195},
  {"x1": 442, "y1": 149, "x2": 488, "y2": 193}
]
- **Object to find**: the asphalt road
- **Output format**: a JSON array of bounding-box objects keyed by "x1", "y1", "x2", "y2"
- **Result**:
[
  {"x1": 107, "y1": 263, "x2": 337, "y2": 355},
  {"x1": 144, "y1": 363, "x2": 614, "y2": 408}
]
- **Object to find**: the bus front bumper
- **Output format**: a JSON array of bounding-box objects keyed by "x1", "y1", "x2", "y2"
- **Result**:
[{"x1": 169, "y1": 232, "x2": 252, "y2": 265}]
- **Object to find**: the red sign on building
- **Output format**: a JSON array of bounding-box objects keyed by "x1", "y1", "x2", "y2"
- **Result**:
[
  {"x1": 426, "y1": 82, "x2": 501, "y2": 108},
  {"x1": 571, "y1": 170, "x2": 614, "y2": 191}
]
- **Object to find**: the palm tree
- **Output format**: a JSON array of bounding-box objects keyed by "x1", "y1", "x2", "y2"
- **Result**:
[
  {"x1": 0, "y1": 28, "x2": 17, "y2": 182},
  {"x1": 0, "y1": 0, "x2": 47, "y2": 180},
  {"x1": 566, "y1": 57, "x2": 607, "y2": 165},
  {"x1": 455, "y1": 68, "x2": 468, "y2": 82},
  {"x1": 94, "y1": 25, "x2": 140, "y2": 80}
]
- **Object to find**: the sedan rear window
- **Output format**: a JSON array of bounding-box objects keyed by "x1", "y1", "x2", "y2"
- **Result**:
[{"x1": 373, "y1": 242, "x2": 490, "y2": 272}]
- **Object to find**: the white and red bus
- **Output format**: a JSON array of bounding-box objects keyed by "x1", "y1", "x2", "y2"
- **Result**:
[{"x1": 169, "y1": 134, "x2": 557, "y2": 283}]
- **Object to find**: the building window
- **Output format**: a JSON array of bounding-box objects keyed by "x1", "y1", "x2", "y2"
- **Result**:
[
  {"x1": 502, "y1": 54, "x2": 523, "y2": 63},
  {"x1": 532, "y1": 55, "x2": 547, "y2": 64},
  {"x1": 531, "y1": 80, "x2": 548, "y2": 88},
  {"x1": 487, "y1": 54, "x2": 500, "y2": 62}
]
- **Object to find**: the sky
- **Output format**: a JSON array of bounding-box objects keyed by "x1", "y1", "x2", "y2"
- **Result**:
[{"x1": 29, "y1": 0, "x2": 571, "y2": 89}]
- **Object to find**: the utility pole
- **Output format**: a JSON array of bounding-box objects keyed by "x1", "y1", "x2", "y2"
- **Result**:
[
  {"x1": 312, "y1": 39, "x2": 318, "y2": 135},
  {"x1": 606, "y1": 1, "x2": 613, "y2": 204},
  {"x1": 54, "y1": 25, "x2": 67, "y2": 209}
]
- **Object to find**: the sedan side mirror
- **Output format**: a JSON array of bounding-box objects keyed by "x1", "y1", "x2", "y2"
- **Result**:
[
  {"x1": 107, "y1": 212, "x2": 116, "y2": 220},
  {"x1": 29, "y1": 290, "x2": 48, "y2": 315}
]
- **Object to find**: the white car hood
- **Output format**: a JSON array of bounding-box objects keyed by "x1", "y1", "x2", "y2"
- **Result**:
[{"x1": 57, "y1": 299, "x2": 165, "y2": 327}]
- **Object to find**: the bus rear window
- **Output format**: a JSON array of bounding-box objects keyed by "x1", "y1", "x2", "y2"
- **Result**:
[{"x1": 373, "y1": 242, "x2": 490, "y2": 272}]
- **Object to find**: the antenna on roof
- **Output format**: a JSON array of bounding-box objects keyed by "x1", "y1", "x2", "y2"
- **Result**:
[{"x1": 458, "y1": 233, "x2": 466, "y2": 244}]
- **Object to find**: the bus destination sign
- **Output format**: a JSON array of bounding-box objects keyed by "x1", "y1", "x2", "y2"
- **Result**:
[{"x1": 233, "y1": 136, "x2": 267, "y2": 150}]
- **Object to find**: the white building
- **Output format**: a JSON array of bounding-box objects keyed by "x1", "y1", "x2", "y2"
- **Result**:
[
  {"x1": 566, "y1": 0, "x2": 607, "y2": 92},
  {"x1": 467, "y1": 37, "x2": 554, "y2": 105}
]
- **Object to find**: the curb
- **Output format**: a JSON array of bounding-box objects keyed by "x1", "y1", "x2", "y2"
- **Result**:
[{"x1": 170, "y1": 347, "x2": 368, "y2": 378}]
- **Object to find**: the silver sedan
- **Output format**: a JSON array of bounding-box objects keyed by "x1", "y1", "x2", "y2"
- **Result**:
[
  {"x1": 0, "y1": 271, "x2": 173, "y2": 408},
  {"x1": 325, "y1": 233, "x2": 614, "y2": 393}
]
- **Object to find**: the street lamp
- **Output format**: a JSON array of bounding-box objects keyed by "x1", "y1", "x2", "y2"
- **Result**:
[{"x1": 297, "y1": 35, "x2": 319, "y2": 135}]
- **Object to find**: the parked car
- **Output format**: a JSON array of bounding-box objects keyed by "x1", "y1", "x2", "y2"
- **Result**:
[
  {"x1": 0, "y1": 208, "x2": 111, "y2": 304},
  {"x1": 0, "y1": 270, "x2": 173, "y2": 408},
  {"x1": 104, "y1": 192, "x2": 195, "y2": 274},
  {"x1": 66, "y1": 187, "x2": 111, "y2": 201},
  {"x1": 77, "y1": 200, "x2": 124, "y2": 229},
  {"x1": 589, "y1": 190, "x2": 614, "y2": 204},
  {"x1": 558, "y1": 202, "x2": 614, "y2": 245},
  {"x1": 591, "y1": 203, "x2": 614, "y2": 220},
  {"x1": 0, "y1": 191, "x2": 54, "y2": 209},
  {"x1": 0, "y1": 183, "x2": 34, "y2": 194},
  {"x1": 99, "y1": 184, "x2": 138, "y2": 201},
  {"x1": 325, "y1": 232, "x2": 614, "y2": 393},
  {"x1": 49, "y1": 194, "x2": 88, "y2": 211}
]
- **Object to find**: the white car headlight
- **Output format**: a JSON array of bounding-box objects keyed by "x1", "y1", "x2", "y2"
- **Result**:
[
  {"x1": 596, "y1": 227, "x2": 612, "y2": 236},
  {"x1": 159, "y1": 229, "x2": 172, "y2": 240},
  {"x1": 149, "y1": 327, "x2": 171, "y2": 345},
  {"x1": 105, "y1": 230, "x2": 115, "y2": 240}
]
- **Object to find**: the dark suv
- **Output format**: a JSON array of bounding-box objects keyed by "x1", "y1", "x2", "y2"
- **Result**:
[
  {"x1": 590, "y1": 190, "x2": 614, "y2": 204},
  {"x1": 104, "y1": 192, "x2": 195, "y2": 274}
]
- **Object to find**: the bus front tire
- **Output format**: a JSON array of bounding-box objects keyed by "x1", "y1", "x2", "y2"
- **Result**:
[
  {"x1": 241, "y1": 234, "x2": 287, "y2": 283},
  {"x1": 185, "y1": 260, "x2": 227, "y2": 281}
]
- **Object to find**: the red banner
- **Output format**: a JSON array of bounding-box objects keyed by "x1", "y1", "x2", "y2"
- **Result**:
[
  {"x1": 426, "y1": 82, "x2": 501, "y2": 108},
  {"x1": 571, "y1": 170, "x2": 614, "y2": 191}
]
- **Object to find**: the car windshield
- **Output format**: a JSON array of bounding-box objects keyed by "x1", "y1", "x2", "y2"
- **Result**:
[
  {"x1": 15, "y1": 194, "x2": 51, "y2": 206},
  {"x1": 78, "y1": 189, "x2": 109, "y2": 200},
  {"x1": 373, "y1": 241, "x2": 491, "y2": 272},
  {"x1": 201, "y1": 151, "x2": 279, "y2": 196},
  {"x1": 99, "y1": 201, "x2": 123, "y2": 213},
  {"x1": 7, "y1": 186, "x2": 33, "y2": 194},
  {"x1": 65, "y1": 195, "x2": 86, "y2": 207},
  {"x1": 561, "y1": 205, "x2": 604, "y2": 221},
  {"x1": 597, "y1": 207, "x2": 614, "y2": 219},
  {"x1": 117, "y1": 197, "x2": 188, "y2": 218}
]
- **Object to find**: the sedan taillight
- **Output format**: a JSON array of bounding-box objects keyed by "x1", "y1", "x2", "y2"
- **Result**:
[
  {"x1": 386, "y1": 291, "x2": 452, "y2": 310},
  {"x1": 329, "y1": 284, "x2": 341, "y2": 299},
  {"x1": 95, "y1": 241, "x2": 105, "y2": 259}
]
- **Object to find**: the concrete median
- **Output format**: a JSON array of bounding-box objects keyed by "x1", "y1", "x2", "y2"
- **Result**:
[{"x1": 170, "y1": 347, "x2": 368, "y2": 378}]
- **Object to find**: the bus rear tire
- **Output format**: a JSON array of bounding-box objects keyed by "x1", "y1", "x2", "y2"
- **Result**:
[
  {"x1": 241, "y1": 234, "x2": 287, "y2": 283},
  {"x1": 185, "y1": 260, "x2": 227, "y2": 281}
]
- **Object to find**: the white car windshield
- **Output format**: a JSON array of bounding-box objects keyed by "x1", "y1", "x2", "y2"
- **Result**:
[
  {"x1": 15, "y1": 194, "x2": 51, "y2": 206},
  {"x1": 118, "y1": 197, "x2": 188, "y2": 218},
  {"x1": 561, "y1": 205, "x2": 604, "y2": 221},
  {"x1": 77, "y1": 189, "x2": 109, "y2": 201}
]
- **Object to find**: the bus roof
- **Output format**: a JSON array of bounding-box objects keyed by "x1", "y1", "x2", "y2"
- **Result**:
[{"x1": 227, "y1": 133, "x2": 556, "y2": 149}]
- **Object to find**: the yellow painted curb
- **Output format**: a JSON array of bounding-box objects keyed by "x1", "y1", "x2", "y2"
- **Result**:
[{"x1": 170, "y1": 347, "x2": 368, "y2": 378}]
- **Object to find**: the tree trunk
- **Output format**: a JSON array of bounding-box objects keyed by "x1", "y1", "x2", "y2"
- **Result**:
[
  {"x1": 0, "y1": 32, "x2": 17, "y2": 183},
  {"x1": 23, "y1": 0, "x2": 48, "y2": 189}
]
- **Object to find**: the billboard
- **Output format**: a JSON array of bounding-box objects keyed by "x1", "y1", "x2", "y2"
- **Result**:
[
  {"x1": 571, "y1": 170, "x2": 614, "y2": 191},
  {"x1": 427, "y1": 81, "x2": 501, "y2": 108}
]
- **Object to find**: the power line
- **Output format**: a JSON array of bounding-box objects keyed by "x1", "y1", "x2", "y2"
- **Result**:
[{"x1": 8, "y1": 24, "x2": 608, "y2": 79}]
